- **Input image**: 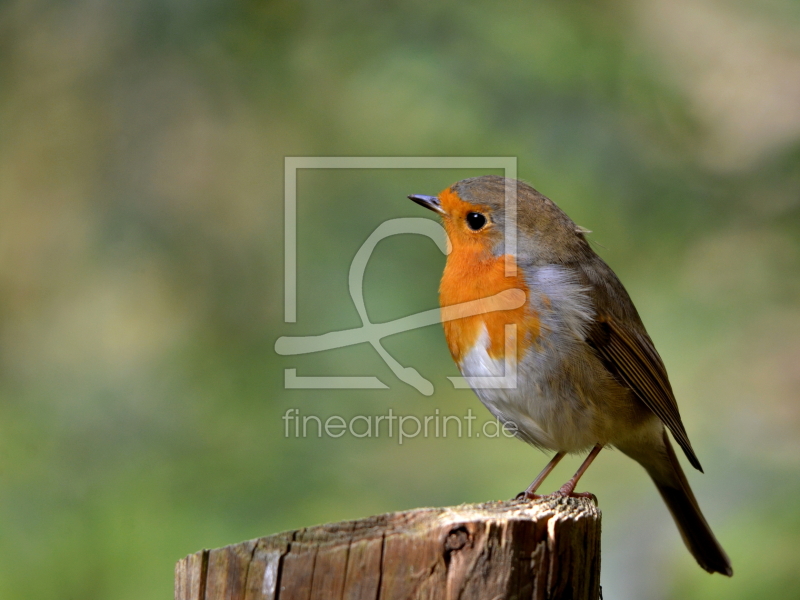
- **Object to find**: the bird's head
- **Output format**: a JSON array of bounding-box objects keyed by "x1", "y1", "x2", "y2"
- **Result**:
[{"x1": 409, "y1": 175, "x2": 589, "y2": 265}]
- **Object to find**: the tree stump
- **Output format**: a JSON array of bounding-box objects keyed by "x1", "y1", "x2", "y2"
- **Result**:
[{"x1": 175, "y1": 496, "x2": 601, "y2": 600}]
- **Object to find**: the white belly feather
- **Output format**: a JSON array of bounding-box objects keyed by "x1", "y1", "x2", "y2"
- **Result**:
[
  {"x1": 458, "y1": 326, "x2": 558, "y2": 449},
  {"x1": 456, "y1": 264, "x2": 610, "y2": 453}
]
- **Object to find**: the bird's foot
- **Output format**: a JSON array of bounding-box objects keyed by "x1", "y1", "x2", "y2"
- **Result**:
[
  {"x1": 514, "y1": 490, "x2": 542, "y2": 501},
  {"x1": 552, "y1": 481, "x2": 597, "y2": 504},
  {"x1": 514, "y1": 490, "x2": 559, "y2": 501},
  {"x1": 554, "y1": 480, "x2": 597, "y2": 502},
  {"x1": 515, "y1": 487, "x2": 597, "y2": 503},
  {"x1": 556, "y1": 490, "x2": 597, "y2": 502}
]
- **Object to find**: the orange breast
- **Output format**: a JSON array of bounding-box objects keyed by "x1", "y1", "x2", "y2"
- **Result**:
[{"x1": 440, "y1": 249, "x2": 540, "y2": 365}]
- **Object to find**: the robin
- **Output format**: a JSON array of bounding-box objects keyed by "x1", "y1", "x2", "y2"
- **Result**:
[{"x1": 409, "y1": 175, "x2": 732, "y2": 576}]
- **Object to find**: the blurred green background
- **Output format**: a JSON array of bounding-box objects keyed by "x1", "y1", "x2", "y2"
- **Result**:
[{"x1": 2, "y1": 0, "x2": 800, "y2": 598}]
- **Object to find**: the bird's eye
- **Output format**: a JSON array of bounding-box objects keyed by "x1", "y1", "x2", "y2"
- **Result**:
[{"x1": 466, "y1": 212, "x2": 487, "y2": 231}]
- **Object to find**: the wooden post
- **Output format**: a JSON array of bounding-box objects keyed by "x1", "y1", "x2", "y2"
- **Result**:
[{"x1": 175, "y1": 496, "x2": 601, "y2": 600}]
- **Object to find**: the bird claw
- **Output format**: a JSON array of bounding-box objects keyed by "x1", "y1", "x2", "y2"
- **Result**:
[
  {"x1": 514, "y1": 490, "x2": 550, "y2": 501},
  {"x1": 516, "y1": 489, "x2": 597, "y2": 504},
  {"x1": 554, "y1": 489, "x2": 598, "y2": 504}
]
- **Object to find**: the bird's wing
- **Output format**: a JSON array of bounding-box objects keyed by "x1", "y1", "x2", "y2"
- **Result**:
[{"x1": 586, "y1": 314, "x2": 703, "y2": 472}]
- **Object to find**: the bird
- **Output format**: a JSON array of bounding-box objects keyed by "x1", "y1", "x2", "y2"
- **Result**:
[{"x1": 409, "y1": 175, "x2": 732, "y2": 576}]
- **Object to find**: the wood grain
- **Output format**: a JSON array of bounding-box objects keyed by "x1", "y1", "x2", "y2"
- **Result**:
[{"x1": 175, "y1": 497, "x2": 601, "y2": 600}]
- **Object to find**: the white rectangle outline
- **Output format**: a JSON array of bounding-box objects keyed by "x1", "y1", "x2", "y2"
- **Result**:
[{"x1": 284, "y1": 156, "x2": 518, "y2": 323}]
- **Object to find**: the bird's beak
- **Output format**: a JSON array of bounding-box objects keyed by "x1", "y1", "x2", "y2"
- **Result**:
[{"x1": 408, "y1": 194, "x2": 445, "y2": 215}]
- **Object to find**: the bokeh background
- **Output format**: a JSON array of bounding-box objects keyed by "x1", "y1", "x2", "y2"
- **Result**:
[{"x1": 2, "y1": 0, "x2": 800, "y2": 598}]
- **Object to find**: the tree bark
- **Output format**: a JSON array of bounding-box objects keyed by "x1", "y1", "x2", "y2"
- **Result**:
[{"x1": 175, "y1": 496, "x2": 601, "y2": 600}]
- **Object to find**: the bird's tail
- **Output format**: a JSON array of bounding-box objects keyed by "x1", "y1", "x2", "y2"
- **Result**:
[
  {"x1": 619, "y1": 428, "x2": 733, "y2": 576},
  {"x1": 634, "y1": 430, "x2": 733, "y2": 576}
]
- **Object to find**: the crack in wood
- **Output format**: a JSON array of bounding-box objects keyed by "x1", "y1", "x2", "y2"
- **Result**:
[{"x1": 176, "y1": 498, "x2": 600, "y2": 600}]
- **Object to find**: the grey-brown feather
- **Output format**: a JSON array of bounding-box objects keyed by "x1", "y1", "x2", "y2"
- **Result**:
[
  {"x1": 436, "y1": 175, "x2": 730, "y2": 576},
  {"x1": 453, "y1": 176, "x2": 700, "y2": 469}
]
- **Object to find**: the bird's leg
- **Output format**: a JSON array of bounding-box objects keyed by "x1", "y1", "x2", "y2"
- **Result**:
[
  {"x1": 555, "y1": 444, "x2": 603, "y2": 498},
  {"x1": 518, "y1": 451, "x2": 565, "y2": 500}
]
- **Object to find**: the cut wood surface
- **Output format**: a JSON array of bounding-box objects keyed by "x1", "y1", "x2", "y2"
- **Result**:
[{"x1": 175, "y1": 496, "x2": 601, "y2": 600}]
